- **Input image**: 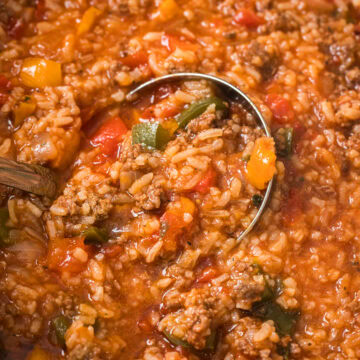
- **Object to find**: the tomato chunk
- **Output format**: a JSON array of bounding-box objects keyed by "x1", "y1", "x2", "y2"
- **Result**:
[
  {"x1": 120, "y1": 50, "x2": 148, "y2": 68},
  {"x1": 161, "y1": 33, "x2": 198, "y2": 53},
  {"x1": 91, "y1": 116, "x2": 128, "y2": 159},
  {"x1": 234, "y1": 9, "x2": 265, "y2": 28},
  {"x1": 7, "y1": 17, "x2": 26, "y2": 39},
  {"x1": 35, "y1": 0, "x2": 46, "y2": 20},
  {"x1": 265, "y1": 94, "x2": 295, "y2": 123},
  {"x1": 160, "y1": 197, "x2": 195, "y2": 250},
  {"x1": 196, "y1": 266, "x2": 218, "y2": 283},
  {"x1": 0, "y1": 75, "x2": 12, "y2": 91},
  {"x1": 47, "y1": 237, "x2": 92, "y2": 274},
  {"x1": 192, "y1": 167, "x2": 217, "y2": 194},
  {"x1": 104, "y1": 244, "x2": 122, "y2": 258}
]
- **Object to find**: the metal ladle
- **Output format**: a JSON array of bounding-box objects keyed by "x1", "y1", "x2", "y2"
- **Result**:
[
  {"x1": 0, "y1": 73, "x2": 273, "y2": 240},
  {"x1": 128, "y1": 73, "x2": 273, "y2": 241}
]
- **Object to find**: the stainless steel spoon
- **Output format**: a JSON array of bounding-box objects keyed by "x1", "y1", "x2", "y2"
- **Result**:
[
  {"x1": 128, "y1": 73, "x2": 273, "y2": 242},
  {"x1": 0, "y1": 157, "x2": 57, "y2": 198},
  {"x1": 0, "y1": 73, "x2": 273, "y2": 236}
]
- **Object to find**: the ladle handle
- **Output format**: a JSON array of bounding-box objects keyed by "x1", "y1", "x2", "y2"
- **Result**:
[{"x1": 0, "y1": 157, "x2": 57, "y2": 198}]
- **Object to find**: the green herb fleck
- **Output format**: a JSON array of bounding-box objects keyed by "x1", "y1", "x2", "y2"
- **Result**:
[
  {"x1": 252, "y1": 194, "x2": 263, "y2": 208},
  {"x1": 251, "y1": 264, "x2": 298, "y2": 337}
]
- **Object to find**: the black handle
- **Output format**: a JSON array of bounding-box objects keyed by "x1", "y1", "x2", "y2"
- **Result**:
[{"x1": 0, "y1": 157, "x2": 57, "y2": 198}]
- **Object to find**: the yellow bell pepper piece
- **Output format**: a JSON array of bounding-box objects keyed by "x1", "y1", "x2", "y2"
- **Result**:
[
  {"x1": 157, "y1": 0, "x2": 179, "y2": 21},
  {"x1": 20, "y1": 58, "x2": 62, "y2": 88},
  {"x1": 26, "y1": 346, "x2": 51, "y2": 360},
  {"x1": 13, "y1": 96, "x2": 36, "y2": 126},
  {"x1": 162, "y1": 118, "x2": 178, "y2": 136},
  {"x1": 77, "y1": 7, "x2": 102, "y2": 36},
  {"x1": 246, "y1": 137, "x2": 276, "y2": 190}
]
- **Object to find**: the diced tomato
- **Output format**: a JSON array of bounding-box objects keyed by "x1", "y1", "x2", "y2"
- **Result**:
[
  {"x1": 90, "y1": 116, "x2": 128, "y2": 159},
  {"x1": 104, "y1": 244, "x2": 123, "y2": 258},
  {"x1": 47, "y1": 237, "x2": 92, "y2": 274},
  {"x1": 140, "y1": 106, "x2": 156, "y2": 121},
  {"x1": 35, "y1": 0, "x2": 46, "y2": 20},
  {"x1": 7, "y1": 17, "x2": 26, "y2": 39},
  {"x1": 160, "y1": 197, "x2": 195, "y2": 251},
  {"x1": 138, "y1": 84, "x2": 178, "y2": 120},
  {"x1": 157, "y1": 103, "x2": 179, "y2": 118},
  {"x1": 0, "y1": 75, "x2": 12, "y2": 91},
  {"x1": 265, "y1": 94, "x2": 295, "y2": 124},
  {"x1": 138, "y1": 233, "x2": 159, "y2": 249},
  {"x1": 120, "y1": 50, "x2": 148, "y2": 68},
  {"x1": 161, "y1": 33, "x2": 198, "y2": 53},
  {"x1": 196, "y1": 266, "x2": 218, "y2": 283},
  {"x1": 160, "y1": 212, "x2": 185, "y2": 251},
  {"x1": 161, "y1": 212, "x2": 186, "y2": 234},
  {"x1": 234, "y1": 9, "x2": 265, "y2": 28},
  {"x1": 133, "y1": 83, "x2": 178, "y2": 121},
  {"x1": 192, "y1": 167, "x2": 217, "y2": 194},
  {"x1": 94, "y1": 161, "x2": 112, "y2": 175},
  {"x1": 156, "y1": 98, "x2": 180, "y2": 118}
]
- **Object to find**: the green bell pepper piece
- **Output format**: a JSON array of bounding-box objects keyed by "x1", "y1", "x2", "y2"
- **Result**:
[
  {"x1": 132, "y1": 122, "x2": 171, "y2": 150},
  {"x1": 176, "y1": 97, "x2": 227, "y2": 129},
  {"x1": 82, "y1": 226, "x2": 108, "y2": 245},
  {"x1": 52, "y1": 315, "x2": 71, "y2": 347}
]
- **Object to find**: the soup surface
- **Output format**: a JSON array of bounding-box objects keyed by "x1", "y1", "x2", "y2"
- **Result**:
[{"x1": 1, "y1": 0, "x2": 360, "y2": 359}]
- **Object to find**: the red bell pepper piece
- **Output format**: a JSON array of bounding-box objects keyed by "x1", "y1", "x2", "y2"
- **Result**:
[{"x1": 90, "y1": 116, "x2": 128, "y2": 159}]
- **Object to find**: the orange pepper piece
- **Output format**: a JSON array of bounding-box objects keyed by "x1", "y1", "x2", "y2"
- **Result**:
[{"x1": 246, "y1": 137, "x2": 276, "y2": 190}]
